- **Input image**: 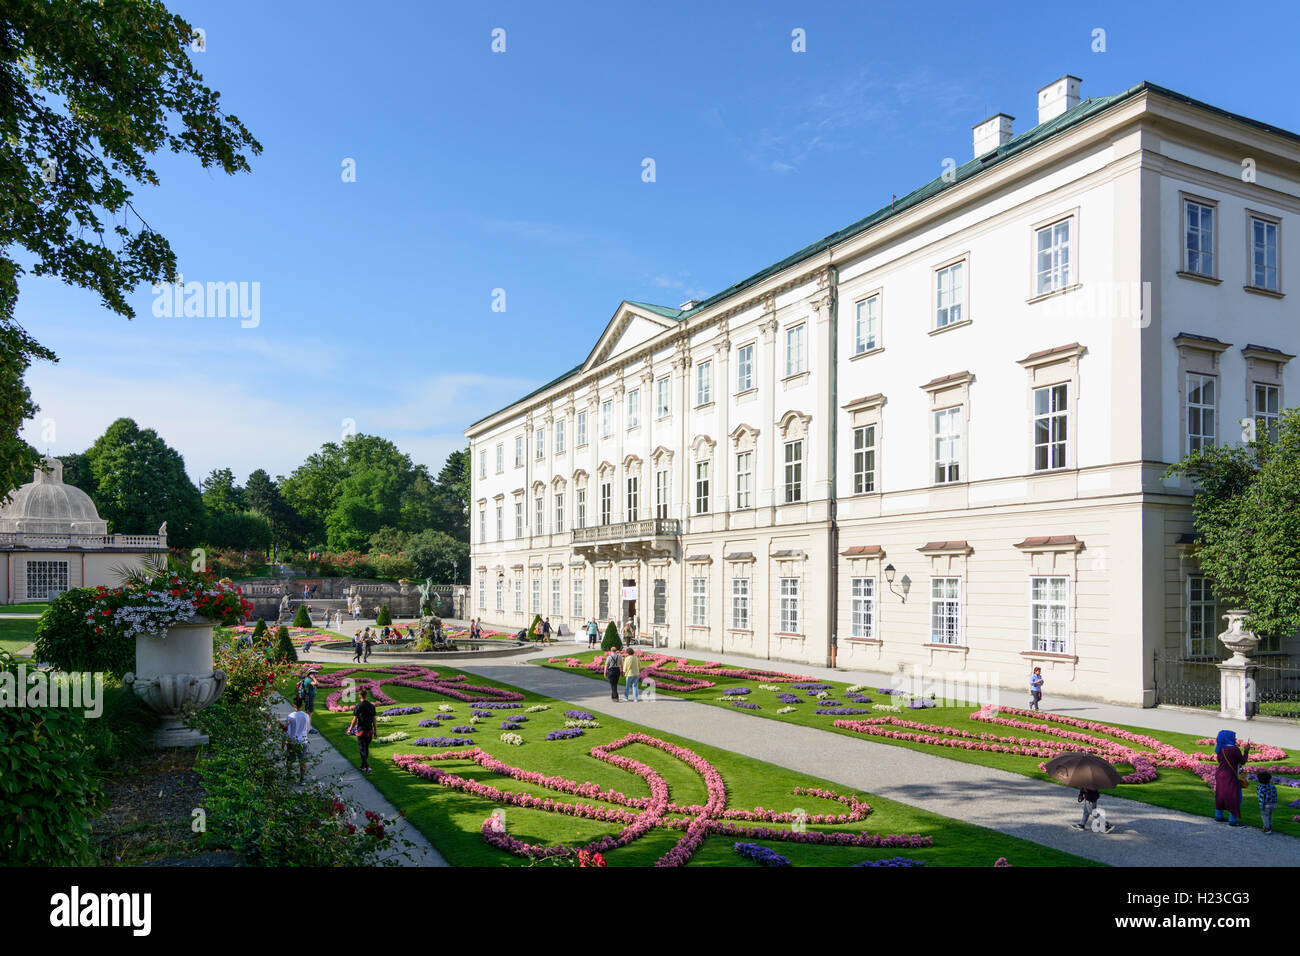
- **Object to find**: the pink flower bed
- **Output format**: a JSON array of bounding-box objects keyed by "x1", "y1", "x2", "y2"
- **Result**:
[
  {"x1": 548, "y1": 652, "x2": 809, "y2": 693},
  {"x1": 312, "y1": 664, "x2": 526, "y2": 712}
]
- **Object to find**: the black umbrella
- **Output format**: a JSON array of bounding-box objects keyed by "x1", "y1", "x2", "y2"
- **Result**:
[{"x1": 1044, "y1": 752, "x2": 1122, "y2": 790}]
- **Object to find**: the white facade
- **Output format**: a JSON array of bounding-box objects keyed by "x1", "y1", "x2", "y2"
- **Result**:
[{"x1": 465, "y1": 78, "x2": 1300, "y2": 705}]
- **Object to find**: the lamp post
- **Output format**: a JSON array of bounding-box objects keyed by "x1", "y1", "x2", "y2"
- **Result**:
[{"x1": 884, "y1": 563, "x2": 906, "y2": 603}]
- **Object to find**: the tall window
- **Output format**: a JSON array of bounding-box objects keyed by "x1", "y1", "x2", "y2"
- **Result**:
[
  {"x1": 514, "y1": 436, "x2": 523, "y2": 467},
  {"x1": 784, "y1": 324, "x2": 805, "y2": 377},
  {"x1": 1251, "y1": 216, "x2": 1280, "y2": 291},
  {"x1": 601, "y1": 401, "x2": 613, "y2": 438},
  {"x1": 935, "y1": 261, "x2": 965, "y2": 328},
  {"x1": 576, "y1": 410, "x2": 587, "y2": 447},
  {"x1": 551, "y1": 578, "x2": 562, "y2": 616},
  {"x1": 496, "y1": 576, "x2": 503, "y2": 612},
  {"x1": 655, "y1": 469, "x2": 669, "y2": 519},
  {"x1": 691, "y1": 577, "x2": 707, "y2": 626},
  {"x1": 1034, "y1": 219, "x2": 1072, "y2": 295},
  {"x1": 554, "y1": 492, "x2": 564, "y2": 533},
  {"x1": 495, "y1": 443, "x2": 503, "y2": 473},
  {"x1": 576, "y1": 487, "x2": 587, "y2": 529},
  {"x1": 933, "y1": 407, "x2": 961, "y2": 483},
  {"x1": 731, "y1": 577, "x2": 750, "y2": 630},
  {"x1": 600, "y1": 481, "x2": 612, "y2": 525},
  {"x1": 784, "y1": 440, "x2": 803, "y2": 503},
  {"x1": 853, "y1": 425, "x2": 876, "y2": 494},
  {"x1": 531, "y1": 576, "x2": 541, "y2": 614},
  {"x1": 479, "y1": 450, "x2": 487, "y2": 479},
  {"x1": 779, "y1": 578, "x2": 800, "y2": 633},
  {"x1": 694, "y1": 461, "x2": 710, "y2": 515},
  {"x1": 653, "y1": 579, "x2": 667, "y2": 625},
  {"x1": 736, "y1": 343, "x2": 754, "y2": 392},
  {"x1": 1030, "y1": 576, "x2": 1069, "y2": 654},
  {"x1": 1187, "y1": 373, "x2": 1217, "y2": 452},
  {"x1": 572, "y1": 578, "x2": 584, "y2": 617},
  {"x1": 854, "y1": 296, "x2": 879, "y2": 354},
  {"x1": 534, "y1": 495, "x2": 544, "y2": 534},
  {"x1": 656, "y1": 376, "x2": 670, "y2": 418},
  {"x1": 599, "y1": 579, "x2": 610, "y2": 618},
  {"x1": 535, "y1": 428, "x2": 545, "y2": 460},
  {"x1": 696, "y1": 361, "x2": 712, "y2": 405},
  {"x1": 1255, "y1": 383, "x2": 1281, "y2": 442},
  {"x1": 851, "y1": 577, "x2": 875, "y2": 639},
  {"x1": 25, "y1": 560, "x2": 68, "y2": 599},
  {"x1": 626, "y1": 475, "x2": 639, "y2": 522},
  {"x1": 513, "y1": 571, "x2": 522, "y2": 611},
  {"x1": 1033, "y1": 384, "x2": 1068, "y2": 471},
  {"x1": 627, "y1": 389, "x2": 639, "y2": 429},
  {"x1": 930, "y1": 577, "x2": 961, "y2": 644},
  {"x1": 1184, "y1": 199, "x2": 1215, "y2": 276},
  {"x1": 515, "y1": 501, "x2": 523, "y2": 538},
  {"x1": 1187, "y1": 575, "x2": 1217, "y2": 657},
  {"x1": 496, "y1": 504, "x2": 503, "y2": 540},
  {"x1": 555, "y1": 420, "x2": 565, "y2": 454},
  {"x1": 478, "y1": 573, "x2": 485, "y2": 610},
  {"x1": 478, "y1": 507, "x2": 486, "y2": 543},
  {"x1": 735, "y1": 451, "x2": 753, "y2": 509}
]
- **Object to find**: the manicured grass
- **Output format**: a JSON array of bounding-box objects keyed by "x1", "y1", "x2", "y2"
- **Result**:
[
  {"x1": 538, "y1": 650, "x2": 1300, "y2": 837},
  {"x1": 0, "y1": 602, "x2": 48, "y2": 615},
  {"x1": 302, "y1": 662, "x2": 1095, "y2": 867},
  {"x1": 0, "y1": 617, "x2": 37, "y2": 657}
]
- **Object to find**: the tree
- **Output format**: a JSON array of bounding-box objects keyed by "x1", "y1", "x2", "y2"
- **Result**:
[
  {"x1": 273, "y1": 625, "x2": 296, "y2": 663},
  {"x1": 601, "y1": 621, "x2": 622, "y2": 651},
  {"x1": 405, "y1": 529, "x2": 468, "y2": 583},
  {"x1": 245, "y1": 469, "x2": 300, "y2": 559},
  {"x1": 367, "y1": 526, "x2": 409, "y2": 555},
  {"x1": 250, "y1": 618, "x2": 268, "y2": 642},
  {"x1": 1166, "y1": 408, "x2": 1300, "y2": 641},
  {"x1": 427, "y1": 448, "x2": 470, "y2": 544},
  {"x1": 376, "y1": 605, "x2": 391, "y2": 626},
  {"x1": 0, "y1": 0, "x2": 260, "y2": 500},
  {"x1": 201, "y1": 467, "x2": 245, "y2": 516},
  {"x1": 205, "y1": 510, "x2": 272, "y2": 551},
  {"x1": 292, "y1": 605, "x2": 312, "y2": 628}
]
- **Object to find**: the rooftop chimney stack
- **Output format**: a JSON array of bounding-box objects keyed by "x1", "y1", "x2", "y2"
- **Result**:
[
  {"x1": 1037, "y1": 75, "x2": 1082, "y2": 124},
  {"x1": 972, "y1": 113, "x2": 1015, "y2": 157}
]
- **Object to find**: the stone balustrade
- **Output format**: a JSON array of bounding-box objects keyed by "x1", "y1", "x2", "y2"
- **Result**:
[{"x1": 0, "y1": 531, "x2": 168, "y2": 550}]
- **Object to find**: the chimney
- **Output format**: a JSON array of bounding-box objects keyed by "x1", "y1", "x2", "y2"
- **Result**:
[
  {"x1": 972, "y1": 113, "x2": 1014, "y2": 157},
  {"x1": 678, "y1": 299, "x2": 699, "y2": 312},
  {"x1": 1037, "y1": 75, "x2": 1082, "y2": 124}
]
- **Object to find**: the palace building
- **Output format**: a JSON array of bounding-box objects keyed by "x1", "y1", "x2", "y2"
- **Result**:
[{"x1": 465, "y1": 77, "x2": 1300, "y2": 706}]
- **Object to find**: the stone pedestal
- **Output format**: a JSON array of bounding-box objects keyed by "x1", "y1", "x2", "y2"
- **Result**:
[
  {"x1": 1216, "y1": 609, "x2": 1259, "y2": 721},
  {"x1": 124, "y1": 617, "x2": 227, "y2": 747}
]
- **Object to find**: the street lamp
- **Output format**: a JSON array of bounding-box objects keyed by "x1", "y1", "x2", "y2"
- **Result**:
[{"x1": 884, "y1": 563, "x2": 906, "y2": 603}]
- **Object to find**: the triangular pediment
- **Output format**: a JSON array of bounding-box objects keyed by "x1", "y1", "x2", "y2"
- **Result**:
[{"x1": 582, "y1": 301, "x2": 683, "y2": 371}]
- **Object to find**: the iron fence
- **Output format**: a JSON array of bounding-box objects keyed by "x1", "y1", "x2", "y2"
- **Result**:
[
  {"x1": 1251, "y1": 661, "x2": 1300, "y2": 721},
  {"x1": 1152, "y1": 653, "x2": 1220, "y2": 710}
]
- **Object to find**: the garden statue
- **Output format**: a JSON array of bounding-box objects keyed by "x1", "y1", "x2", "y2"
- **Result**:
[
  {"x1": 417, "y1": 577, "x2": 435, "y2": 616},
  {"x1": 278, "y1": 593, "x2": 291, "y2": 622}
]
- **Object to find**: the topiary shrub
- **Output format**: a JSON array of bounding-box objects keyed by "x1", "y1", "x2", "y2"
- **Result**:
[
  {"x1": 601, "y1": 621, "x2": 622, "y2": 651},
  {"x1": 376, "y1": 605, "x2": 392, "y2": 626},
  {"x1": 292, "y1": 604, "x2": 312, "y2": 628},
  {"x1": 251, "y1": 618, "x2": 268, "y2": 642},
  {"x1": 528, "y1": 614, "x2": 542, "y2": 641},
  {"x1": 35, "y1": 587, "x2": 133, "y2": 677},
  {"x1": 274, "y1": 625, "x2": 297, "y2": 662}
]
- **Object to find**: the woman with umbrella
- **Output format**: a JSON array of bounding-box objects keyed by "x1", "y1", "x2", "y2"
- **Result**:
[
  {"x1": 1045, "y1": 752, "x2": 1119, "y2": 833},
  {"x1": 1213, "y1": 730, "x2": 1250, "y2": 827}
]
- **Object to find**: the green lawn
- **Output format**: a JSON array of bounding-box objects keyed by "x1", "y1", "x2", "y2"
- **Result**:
[
  {"x1": 538, "y1": 650, "x2": 1300, "y2": 836},
  {"x1": 0, "y1": 602, "x2": 48, "y2": 615},
  {"x1": 303, "y1": 662, "x2": 1095, "y2": 867},
  {"x1": 0, "y1": 617, "x2": 37, "y2": 657}
]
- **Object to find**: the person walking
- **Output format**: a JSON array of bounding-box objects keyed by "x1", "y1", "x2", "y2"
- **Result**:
[
  {"x1": 285, "y1": 696, "x2": 311, "y2": 783},
  {"x1": 1257, "y1": 771, "x2": 1278, "y2": 833},
  {"x1": 1029, "y1": 667, "x2": 1044, "y2": 711},
  {"x1": 362, "y1": 629, "x2": 374, "y2": 663},
  {"x1": 346, "y1": 689, "x2": 377, "y2": 774},
  {"x1": 604, "y1": 643, "x2": 623, "y2": 701},
  {"x1": 623, "y1": 648, "x2": 642, "y2": 702},
  {"x1": 1213, "y1": 729, "x2": 1251, "y2": 826},
  {"x1": 1071, "y1": 787, "x2": 1111, "y2": 832},
  {"x1": 622, "y1": 618, "x2": 635, "y2": 647},
  {"x1": 296, "y1": 672, "x2": 319, "y2": 732},
  {"x1": 351, "y1": 631, "x2": 363, "y2": 663},
  {"x1": 587, "y1": 618, "x2": 598, "y2": 648},
  {"x1": 542, "y1": 617, "x2": 552, "y2": 644}
]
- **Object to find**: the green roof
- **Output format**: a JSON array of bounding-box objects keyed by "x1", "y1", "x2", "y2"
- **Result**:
[{"x1": 469, "y1": 81, "x2": 1297, "y2": 432}]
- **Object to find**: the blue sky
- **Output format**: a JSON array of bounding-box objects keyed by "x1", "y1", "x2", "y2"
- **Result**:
[{"x1": 15, "y1": 0, "x2": 1300, "y2": 484}]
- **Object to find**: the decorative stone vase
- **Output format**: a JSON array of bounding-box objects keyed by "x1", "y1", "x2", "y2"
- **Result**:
[
  {"x1": 1216, "y1": 609, "x2": 1258, "y2": 720},
  {"x1": 1217, "y1": 609, "x2": 1260, "y2": 664},
  {"x1": 124, "y1": 617, "x2": 227, "y2": 747}
]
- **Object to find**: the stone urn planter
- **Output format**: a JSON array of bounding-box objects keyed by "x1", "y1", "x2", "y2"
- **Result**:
[
  {"x1": 1216, "y1": 609, "x2": 1259, "y2": 720},
  {"x1": 1217, "y1": 609, "x2": 1260, "y2": 664},
  {"x1": 124, "y1": 617, "x2": 227, "y2": 747}
]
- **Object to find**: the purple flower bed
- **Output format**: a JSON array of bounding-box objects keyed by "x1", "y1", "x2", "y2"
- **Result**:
[
  {"x1": 730, "y1": 701, "x2": 761, "y2": 710},
  {"x1": 506, "y1": 714, "x2": 527, "y2": 722},
  {"x1": 908, "y1": 699, "x2": 937, "y2": 709},
  {"x1": 501, "y1": 721, "x2": 522, "y2": 730},
  {"x1": 563, "y1": 710, "x2": 595, "y2": 721},
  {"x1": 546, "y1": 728, "x2": 585, "y2": 740},
  {"x1": 732, "y1": 842, "x2": 791, "y2": 867},
  {"x1": 381, "y1": 705, "x2": 423, "y2": 716},
  {"x1": 852, "y1": 856, "x2": 926, "y2": 867},
  {"x1": 417, "y1": 719, "x2": 438, "y2": 727},
  {"x1": 469, "y1": 701, "x2": 524, "y2": 710},
  {"x1": 845, "y1": 693, "x2": 873, "y2": 704},
  {"x1": 818, "y1": 700, "x2": 842, "y2": 707},
  {"x1": 412, "y1": 737, "x2": 475, "y2": 747},
  {"x1": 792, "y1": 683, "x2": 833, "y2": 690},
  {"x1": 450, "y1": 725, "x2": 476, "y2": 733},
  {"x1": 723, "y1": 687, "x2": 752, "y2": 696},
  {"x1": 777, "y1": 694, "x2": 802, "y2": 704},
  {"x1": 876, "y1": 688, "x2": 897, "y2": 695},
  {"x1": 471, "y1": 710, "x2": 493, "y2": 718},
  {"x1": 814, "y1": 707, "x2": 873, "y2": 715}
]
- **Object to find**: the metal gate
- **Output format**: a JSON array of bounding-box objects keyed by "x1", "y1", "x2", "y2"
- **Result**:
[
  {"x1": 1152, "y1": 653, "x2": 1220, "y2": 710},
  {"x1": 1251, "y1": 661, "x2": 1300, "y2": 720}
]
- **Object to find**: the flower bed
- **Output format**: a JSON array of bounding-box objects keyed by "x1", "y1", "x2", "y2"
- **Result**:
[
  {"x1": 733, "y1": 842, "x2": 791, "y2": 867},
  {"x1": 315, "y1": 664, "x2": 525, "y2": 713},
  {"x1": 853, "y1": 856, "x2": 925, "y2": 867},
  {"x1": 549, "y1": 652, "x2": 809, "y2": 693},
  {"x1": 500, "y1": 732, "x2": 523, "y2": 746},
  {"x1": 382, "y1": 706, "x2": 423, "y2": 717},
  {"x1": 546, "y1": 728, "x2": 585, "y2": 741},
  {"x1": 563, "y1": 710, "x2": 596, "y2": 721},
  {"x1": 412, "y1": 737, "x2": 476, "y2": 747}
]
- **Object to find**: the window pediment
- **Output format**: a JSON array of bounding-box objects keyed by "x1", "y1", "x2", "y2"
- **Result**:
[
  {"x1": 778, "y1": 411, "x2": 810, "y2": 441},
  {"x1": 730, "y1": 423, "x2": 759, "y2": 452}
]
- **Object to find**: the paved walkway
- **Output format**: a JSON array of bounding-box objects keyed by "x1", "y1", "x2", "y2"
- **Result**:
[{"x1": 269, "y1": 696, "x2": 447, "y2": 867}]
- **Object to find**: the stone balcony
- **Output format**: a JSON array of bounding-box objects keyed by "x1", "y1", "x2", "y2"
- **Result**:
[
  {"x1": 571, "y1": 518, "x2": 680, "y2": 559},
  {"x1": 0, "y1": 531, "x2": 168, "y2": 552}
]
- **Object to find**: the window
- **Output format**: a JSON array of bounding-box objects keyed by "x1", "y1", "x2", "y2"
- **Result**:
[
  {"x1": 854, "y1": 296, "x2": 879, "y2": 354},
  {"x1": 851, "y1": 577, "x2": 875, "y2": 639},
  {"x1": 1184, "y1": 199, "x2": 1215, "y2": 276},
  {"x1": 600, "y1": 481, "x2": 612, "y2": 525},
  {"x1": 599, "y1": 579, "x2": 610, "y2": 618},
  {"x1": 852, "y1": 425, "x2": 876, "y2": 494},
  {"x1": 626, "y1": 475, "x2": 639, "y2": 522},
  {"x1": 514, "y1": 436, "x2": 523, "y2": 467},
  {"x1": 478, "y1": 507, "x2": 486, "y2": 543},
  {"x1": 694, "y1": 461, "x2": 710, "y2": 515},
  {"x1": 478, "y1": 573, "x2": 485, "y2": 610},
  {"x1": 735, "y1": 451, "x2": 753, "y2": 509},
  {"x1": 780, "y1": 577, "x2": 800, "y2": 633},
  {"x1": 600, "y1": 401, "x2": 613, "y2": 438},
  {"x1": 496, "y1": 504, "x2": 503, "y2": 540},
  {"x1": 933, "y1": 408, "x2": 961, "y2": 483},
  {"x1": 1187, "y1": 575, "x2": 1217, "y2": 657},
  {"x1": 935, "y1": 261, "x2": 965, "y2": 328},
  {"x1": 784, "y1": 324, "x2": 805, "y2": 377},
  {"x1": 653, "y1": 579, "x2": 667, "y2": 625},
  {"x1": 514, "y1": 571, "x2": 523, "y2": 612},
  {"x1": 496, "y1": 576, "x2": 504, "y2": 612},
  {"x1": 1187, "y1": 373, "x2": 1217, "y2": 452},
  {"x1": 555, "y1": 420, "x2": 565, "y2": 454},
  {"x1": 696, "y1": 361, "x2": 712, "y2": 406},
  {"x1": 534, "y1": 495, "x2": 544, "y2": 533},
  {"x1": 26, "y1": 560, "x2": 68, "y2": 599},
  {"x1": 1255, "y1": 383, "x2": 1281, "y2": 442},
  {"x1": 479, "y1": 450, "x2": 487, "y2": 479},
  {"x1": 656, "y1": 376, "x2": 670, "y2": 418},
  {"x1": 736, "y1": 343, "x2": 754, "y2": 392},
  {"x1": 732, "y1": 577, "x2": 750, "y2": 630},
  {"x1": 655, "y1": 469, "x2": 669, "y2": 519},
  {"x1": 514, "y1": 501, "x2": 523, "y2": 538},
  {"x1": 691, "y1": 577, "x2": 707, "y2": 626},
  {"x1": 494, "y1": 444, "x2": 503, "y2": 473},
  {"x1": 1251, "y1": 216, "x2": 1280, "y2": 291},
  {"x1": 554, "y1": 493, "x2": 564, "y2": 533},
  {"x1": 535, "y1": 428, "x2": 545, "y2": 460},
  {"x1": 576, "y1": 411, "x2": 587, "y2": 447},
  {"x1": 531, "y1": 577, "x2": 541, "y2": 614},
  {"x1": 576, "y1": 487, "x2": 587, "y2": 529},
  {"x1": 930, "y1": 577, "x2": 961, "y2": 644},
  {"x1": 551, "y1": 578, "x2": 562, "y2": 616},
  {"x1": 1030, "y1": 576, "x2": 1069, "y2": 654},
  {"x1": 627, "y1": 389, "x2": 639, "y2": 429},
  {"x1": 783, "y1": 440, "x2": 803, "y2": 503},
  {"x1": 572, "y1": 578, "x2": 584, "y2": 617},
  {"x1": 1033, "y1": 384, "x2": 1068, "y2": 471},
  {"x1": 1034, "y1": 218, "x2": 1072, "y2": 295}
]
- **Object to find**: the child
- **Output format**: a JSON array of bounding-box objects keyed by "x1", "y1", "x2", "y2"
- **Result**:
[
  {"x1": 1257, "y1": 771, "x2": 1278, "y2": 833},
  {"x1": 1072, "y1": 788, "x2": 1112, "y2": 832},
  {"x1": 1029, "y1": 667, "x2": 1044, "y2": 711}
]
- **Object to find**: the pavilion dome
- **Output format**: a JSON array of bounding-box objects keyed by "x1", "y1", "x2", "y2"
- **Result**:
[{"x1": 0, "y1": 458, "x2": 109, "y2": 535}]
